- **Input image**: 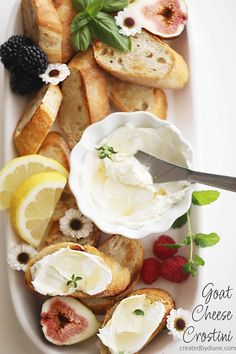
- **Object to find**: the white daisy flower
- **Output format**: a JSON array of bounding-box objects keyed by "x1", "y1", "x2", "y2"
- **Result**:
[
  {"x1": 7, "y1": 243, "x2": 37, "y2": 272},
  {"x1": 166, "y1": 308, "x2": 191, "y2": 340},
  {"x1": 59, "y1": 208, "x2": 93, "y2": 240},
  {"x1": 40, "y1": 63, "x2": 70, "y2": 85},
  {"x1": 115, "y1": 9, "x2": 142, "y2": 36}
]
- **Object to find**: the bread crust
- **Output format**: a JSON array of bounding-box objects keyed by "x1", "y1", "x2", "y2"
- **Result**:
[
  {"x1": 52, "y1": 0, "x2": 76, "y2": 63},
  {"x1": 38, "y1": 131, "x2": 70, "y2": 171},
  {"x1": 39, "y1": 221, "x2": 100, "y2": 250},
  {"x1": 25, "y1": 242, "x2": 130, "y2": 298},
  {"x1": 99, "y1": 288, "x2": 175, "y2": 354},
  {"x1": 13, "y1": 85, "x2": 62, "y2": 156},
  {"x1": 58, "y1": 49, "x2": 110, "y2": 148},
  {"x1": 108, "y1": 75, "x2": 167, "y2": 119},
  {"x1": 22, "y1": 0, "x2": 63, "y2": 63},
  {"x1": 81, "y1": 235, "x2": 144, "y2": 314},
  {"x1": 93, "y1": 31, "x2": 189, "y2": 89}
]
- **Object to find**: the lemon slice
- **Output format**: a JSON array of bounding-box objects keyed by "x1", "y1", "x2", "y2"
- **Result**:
[
  {"x1": 0, "y1": 155, "x2": 68, "y2": 210},
  {"x1": 9, "y1": 172, "x2": 67, "y2": 247}
]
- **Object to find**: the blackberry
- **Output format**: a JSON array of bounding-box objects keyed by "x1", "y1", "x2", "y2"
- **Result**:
[
  {"x1": 17, "y1": 45, "x2": 48, "y2": 75},
  {"x1": 10, "y1": 71, "x2": 43, "y2": 95},
  {"x1": 0, "y1": 35, "x2": 34, "y2": 70}
]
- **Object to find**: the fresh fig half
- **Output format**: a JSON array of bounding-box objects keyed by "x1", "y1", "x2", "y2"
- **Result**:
[
  {"x1": 130, "y1": 0, "x2": 188, "y2": 39},
  {"x1": 40, "y1": 297, "x2": 100, "y2": 345}
]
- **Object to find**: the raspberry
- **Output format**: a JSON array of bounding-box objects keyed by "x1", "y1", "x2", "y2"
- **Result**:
[
  {"x1": 153, "y1": 235, "x2": 178, "y2": 259},
  {"x1": 141, "y1": 257, "x2": 161, "y2": 285},
  {"x1": 160, "y1": 256, "x2": 190, "y2": 283}
]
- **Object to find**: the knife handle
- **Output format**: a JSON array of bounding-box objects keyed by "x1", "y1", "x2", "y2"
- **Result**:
[{"x1": 189, "y1": 171, "x2": 236, "y2": 192}]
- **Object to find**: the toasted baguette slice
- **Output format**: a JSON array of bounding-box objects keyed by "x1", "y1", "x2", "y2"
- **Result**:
[
  {"x1": 99, "y1": 288, "x2": 175, "y2": 354},
  {"x1": 81, "y1": 235, "x2": 144, "y2": 314},
  {"x1": 38, "y1": 131, "x2": 70, "y2": 171},
  {"x1": 58, "y1": 49, "x2": 110, "y2": 149},
  {"x1": 93, "y1": 30, "x2": 189, "y2": 89},
  {"x1": 38, "y1": 181, "x2": 100, "y2": 248},
  {"x1": 39, "y1": 221, "x2": 100, "y2": 250},
  {"x1": 25, "y1": 242, "x2": 130, "y2": 298},
  {"x1": 52, "y1": 0, "x2": 76, "y2": 63},
  {"x1": 107, "y1": 75, "x2": 167, "y2": 119},
  {"x1": 22, "y1": 0, "x2": 63, "y2": 63},
  {"x1": 14, "y1": 84, "x2": 62, "y2": 156}
]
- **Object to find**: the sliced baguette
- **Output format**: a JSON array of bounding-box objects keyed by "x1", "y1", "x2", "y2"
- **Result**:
[
  {"x1": 93, "y1": 30, "x2": 189, "y2": 89},
  {"x1": 25, "y1": 242, "x2": 131, "y2": 298},
  {"x1": 58, "y1": 49, "x2": 110, "y2": 149},
  {"x1": 52, "y1": 0, "x2": 76, "y2": 63},
  {"x1": 38, "y1": 131, "x2": 70, "y2": 171},
  {"x1": 107, "y1": 75, "x2": 167, "y2": 119},
  {"x1": 39, "y1": 220, "x2": 100, "y2": 250},
  {"x1": 39, "y1": 187, "x2": 100, "y2": 248},
  {"x1": 21, "y1": 0, "x2": 63, "y2": 63},
  {"x1": 81, "y1": 235, "x2": 144, "y2": 314},
  {"x1": 14, "y1": 84, "x2": 62, "y2": 156},
  {"x1": 99, "y1": 288, "x2": 175, "y2": 354}
]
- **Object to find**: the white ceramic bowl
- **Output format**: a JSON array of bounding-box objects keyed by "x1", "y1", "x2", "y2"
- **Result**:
[{"x1": 69, "y1": 111, "x2": 194, "y2": 238}]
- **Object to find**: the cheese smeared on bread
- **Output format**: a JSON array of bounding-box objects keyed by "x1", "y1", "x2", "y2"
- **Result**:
[
  {"x1": 25, "y1": 242, "x2": 131, "y2": 298},
  {"x1": 99, "y1": 288, "x2": 175, "y2": 354}
]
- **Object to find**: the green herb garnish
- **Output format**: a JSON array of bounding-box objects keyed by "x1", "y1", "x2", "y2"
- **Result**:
[
  {"x1": 192, "y1": 190, "x2": 220, "y2": 206},
  {"x1": 71, "y1": 0, "x2": 131, "y2": 52},
  {"x1": 169, "y1": 190, "x2": 221, "y2": 276},
  {"x1": 132, "y1": 309, "x2": 145, "y2": 316},
  {"x1": 67, "y1": 274, "x2": 82, "y2": 288},
  {"x1": 171, "y1": 190, "x2": 220, "y2": 229},
  {"x1": 97, "y1": 144, "x2": 117, "y2": 159}
]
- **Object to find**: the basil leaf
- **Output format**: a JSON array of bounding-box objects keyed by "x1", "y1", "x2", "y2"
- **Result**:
[
  {"x1": 172, "y1": 212, "x2": 188, "y2": 229},
  {"x1": 72, "y1": 25, "x2": 91, "y2": 51},
  {"x1": 86, "y1": 0, "x2": 103, "y2": 16},
  {"x1": 102, "y1": 0, "x2": 128, "y2": 12},
  {"x1": 71, "y1": 12, "x2": 90, "y2": 33},
  {"x1": 194, "y1": 255, "x2": 205, "y2": 266},
  {"x1": 90, "y1": 12, "x2": 131, "y2": 52},
  {"x1": 194, "y1": 233, "x2": 220, "y2": 248},
  {"x1": 192, "y1": 190, "x2": 220, "y2": 206},
  {"x1": 72, "y1": 0, "x2": 88, "y2": 11}
]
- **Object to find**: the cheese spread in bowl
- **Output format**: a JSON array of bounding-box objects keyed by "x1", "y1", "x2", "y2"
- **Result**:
[{"x1": 69, "y1": 112, "x2": 194, "y2": 238}]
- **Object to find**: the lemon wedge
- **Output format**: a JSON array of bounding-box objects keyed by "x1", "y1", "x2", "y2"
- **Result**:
[
  {"x1": 0, "y1": 155, "x2": 68, "y2": 210},
  {"x1": 9, "y1": 172, "x2": 67, "y2": 247}
]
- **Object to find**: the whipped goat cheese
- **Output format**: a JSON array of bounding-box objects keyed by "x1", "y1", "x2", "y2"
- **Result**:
[
  {"x1": 98, "y1": 294, "x2": 166, "y2": 354},
  {"x1": 80, "y1": 123, "x2": 190, "y2": 230},
  {"x1": 31, "y1": 248, "x2": 112, "y2": 296}
]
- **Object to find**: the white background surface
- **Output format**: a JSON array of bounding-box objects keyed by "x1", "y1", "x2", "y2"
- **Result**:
[{"x1": 1, "y1": 1, "x2": 236, "y2": 353}]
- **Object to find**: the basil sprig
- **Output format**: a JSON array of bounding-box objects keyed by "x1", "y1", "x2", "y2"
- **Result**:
[
  {"x1": 71, "y1": 0, "x2": 131, "y2": 52},
  {"x1": 169, "y1": 190, "x2": 221, "y2": 276}
]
